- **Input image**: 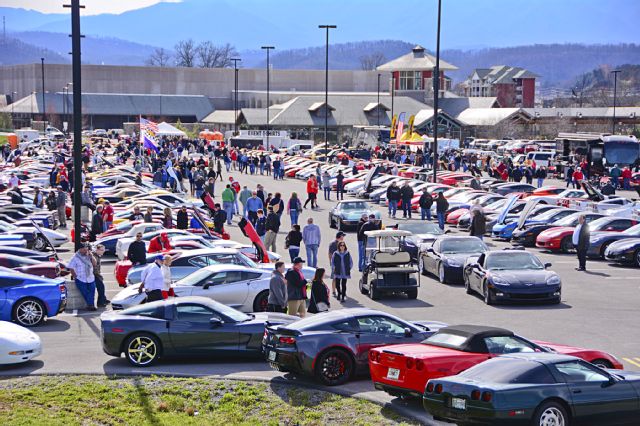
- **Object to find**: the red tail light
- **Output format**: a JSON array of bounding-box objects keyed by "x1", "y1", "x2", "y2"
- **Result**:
[
  {"x1": 111, "y1": 328, "x2": 124, "y2": 333},
  {"x1": 426, "y1": 383, "x2": 434, "y2": 393},
  {"x1": 59, "y1": 284, "x2": 66, "y2": 293},
  {"x1": 369, "y1": 351, "x2": 378, "y2": 362},
  {"x1": 435, "y1": 384, "x2": 443, "y2": 394},
  {"x1": 49, "y1": 256, "x2": 56, "y2": 262},
  {"x1": 471, "y1": 390, "x2": 481, "y2": 400},
  {"x1": 481, "y1": 391, "x2": 492, "y2": 402},
  {"x1": 416, "y1": 359, "x2": 425, "y2": 371},
  {"x1": 278, "y1": 336, "x2": 296, "y2": 345},
  {"x1": 406, "y1": 358, "x2": 415, "y2": 369}
]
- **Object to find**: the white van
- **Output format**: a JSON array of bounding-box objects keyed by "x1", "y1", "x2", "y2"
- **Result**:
[
  {"x1": 286, "y1": 143, "x2": 314, "y2": 155},
  {"x1": 16, "y1": 128, "x2": 40, "y2": 143},
  {"x1": 526, "y1": 151, "x2": 557, "y2": 167}
]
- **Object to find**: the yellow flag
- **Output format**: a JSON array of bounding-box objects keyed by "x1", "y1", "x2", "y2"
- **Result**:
[
  {"x1": 390, "y1": 114, "x2": 398, "y2": 139},
  {"x1": 408, "y1": 114, "x2": 415, "y2": 136}
]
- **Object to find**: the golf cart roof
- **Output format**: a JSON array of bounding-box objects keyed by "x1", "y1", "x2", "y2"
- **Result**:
[{"x1": 364, "y1": 229, "x2": 412, "y2": 238}]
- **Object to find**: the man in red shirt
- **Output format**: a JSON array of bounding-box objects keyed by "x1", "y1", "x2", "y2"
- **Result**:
[
  {"x1": 622, "y1": 167, "x2": 632, "y2": 190},
  {"x1": 572, "y1": 167, "x2": 584, "y2": 187},
  {"x1": 303, "y1": 175, "x2": 319, "y2": 209},
  {"x1": 101, "y1": 200, "x2": 114, "y2": 231}
]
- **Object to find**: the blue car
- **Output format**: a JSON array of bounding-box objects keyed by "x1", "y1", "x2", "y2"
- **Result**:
[
  {"x1": 491, "y1": 205, "x2": 559, "y2": 240},
  {"x1": 0, "y1": 268, "x2": 67, "y2": 327}
]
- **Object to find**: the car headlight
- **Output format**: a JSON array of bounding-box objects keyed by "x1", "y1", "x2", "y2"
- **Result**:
[
  {"x1": 444, "y1": 259, "x2": 462, "y2": 267},
  {"x1": 491, "y1": 276, "x2": 510, "y2": 286},
  {"x1": 547, "y1": 275, "x2": 561, "y2": 286}
]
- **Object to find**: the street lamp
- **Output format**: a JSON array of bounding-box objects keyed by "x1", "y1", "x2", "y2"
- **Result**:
[
  {"x1": 432, "y1": 0, "x2": 442, "y2": 182},
  {"x1": 10, "y1": 91, "x2": 16, "y2": 128},
  {"x1": 611, "y1": 69, "x2": 621, "y2": 134},
  {"x1": 62, "y1": 85, "x2": 68, "y2": 124},
  {"x1": 230, "y1": 58, "x2": 241, "y2": 136},
  {"x1": 319, "y1": 24, "x2": 336, "y2": 162},
  {"x1": 376, "y1": 73, "x2": 381, "y2": 128},
  {"x1": 41, "y1": 57, "x2": 47, "y2": 127},
  {"x1": 261, "y1": 46, "x2": 275, "y2": 151},
  {"x1": 391, "y1": 73, "x2": 395, "y2": 119}
]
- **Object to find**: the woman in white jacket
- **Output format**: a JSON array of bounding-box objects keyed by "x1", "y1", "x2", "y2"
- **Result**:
[{"x1": 161, "y1": 255, "x2": 174, "y2": 299}]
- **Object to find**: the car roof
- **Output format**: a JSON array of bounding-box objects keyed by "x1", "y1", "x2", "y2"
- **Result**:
[
  {"x1": 170, "y1": 247, "x2": 241, "y2": 257},
  {"x1": 201, "y1": 264, "x2": 266, "y2": 274},
  {"x1": 499, "y1": 352, "x2": 581, "y2": 364},
  {"x1": 437, "y1": 324, "x2": 514, "y2": 338}
]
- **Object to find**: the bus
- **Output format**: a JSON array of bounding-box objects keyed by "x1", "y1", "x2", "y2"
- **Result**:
[{"x1": 555, "y1": 133, "x2": 639, "y2": 175}]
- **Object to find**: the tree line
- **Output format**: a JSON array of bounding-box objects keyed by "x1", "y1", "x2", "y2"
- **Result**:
[{"x1": 146, "y1": 40, "x2": 239, "y2": 68}]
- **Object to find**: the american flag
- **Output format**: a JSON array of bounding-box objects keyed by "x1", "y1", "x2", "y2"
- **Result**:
[{"x1": 140, "y1": 117, "x2": 160, "y2": 152}]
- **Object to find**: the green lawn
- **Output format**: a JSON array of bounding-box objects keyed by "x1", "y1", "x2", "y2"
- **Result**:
[{"x1": 0, "y1": 376, "x2": 417, "y2": 425}]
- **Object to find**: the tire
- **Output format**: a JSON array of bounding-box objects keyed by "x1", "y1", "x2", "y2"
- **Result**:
[
  {"x1": 253, "y1": 290, "x2": 270, "y2": 312},
  {"x1": 532, "y1": 400, "x2": 569, "y2": 426},
  {"x1": 12, "y1": 297, "x2": 46, "y2": 327},
  {"x1": 370, "y1": 280, "x2": 381, "y2": 300},
  {"x1": 560, "y1": 237, "x2": 573, "y2": 253},
  {"x1": 483, "y1": 281, "x2": 494, "y2": 305},
  {"x1": 599, "y1": 242, "x2": 611, "y2": 258},
  {"x1": 406, "y1": 288, "x2": 418, "y2": 299},
  {"x1": 438, "y1": 263, "x2": 447, "y2": 284},
  {"x1": 591, "y1": 358, "x2": 613, "y2": 369},
  {"x1": 315, "y1": 348, "x2": 354, "y2": 386},
  {"x1": 635, "y1": 249, "x2": 640, "y2": 268},
  {"x1": 33, "y1": 234, "x2": 48, "y2": 251},
  {"x1": 419, "y1": 256, "x2": 426, "y2": 276},
  {"x1": 359, "y1": 277, "x2": 369, "y2": 295},
  {"x1": 124, "y1": 333, "x2": 161, "y2": 367},
  {"x1": 464, "y1": 273, "x2": 472, "y2": 294},
  {"x1": 329, "y1": 216, "x2": 336, "y2": 229}
]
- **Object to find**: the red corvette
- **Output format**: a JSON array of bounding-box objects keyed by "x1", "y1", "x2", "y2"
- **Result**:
[
  {"x1": 445, "y1": 208, "x2": 469, "y2": 225},
  {"x1": 536, "y1": 216, "x2": 636, "y2": 252},
  {"x1": 369, "y1": 325, "x2": 623, "y2": 398},
  {"x1": 437, "y1": 173, "x2": 474, "y2": 187},
  {"x1": 0, "y1": 254, "x2": 69, "y2": 279}
]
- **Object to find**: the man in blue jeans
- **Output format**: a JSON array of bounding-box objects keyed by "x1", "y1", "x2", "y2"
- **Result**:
[
  {"x1": 435, "y1": 192, "x2": 449, "y2": 230},
  {"x1": 302, "y1": 217, "x2": 321, "y2": 268},
  {"x1": 67, "y1": 243, "x2": 97, "y2": 311},
  {"x1": 357, "y1": 214, "x2": 380, "y2": 272},
  {"x1": 386, "y1": 181, "x2": 401, "y2": 218}
]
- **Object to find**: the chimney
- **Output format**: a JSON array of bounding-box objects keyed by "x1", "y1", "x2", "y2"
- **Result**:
[{"x1": 412, "y1": 45, "x2": 425, "y2": 58}]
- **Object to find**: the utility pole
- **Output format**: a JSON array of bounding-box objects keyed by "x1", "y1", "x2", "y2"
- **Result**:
[
  {"x1": 319, "y1": 25, "x2": 336, "y2": 162},
  {"x1": 41, "y1": 58, "x2": 47, "y2": 127},
  {"x1": 230, "y1": 58, "x2": 241, "y2": 135},
  {"x1": 432, "y1": 0, "x2": 442, "y2": 182},
  {"x1": 376, "y1": 73, "x2": 381, "y2": 128},
  {"x1": 391, "y1": 73, "x2": 395, "y2": 119},
  {"x1": 64, "y1": 0, "x2": 84, "y2": 252},
  {"x1": 611, "y1": 69, "x2": 621, "y2": 134},
  {"x1": 261, "y1": 46, "x2": 274, "y2": 151}
]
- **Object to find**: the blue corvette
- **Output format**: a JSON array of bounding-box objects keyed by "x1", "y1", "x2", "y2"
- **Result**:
[
  {"x1": 0, "y1": 268, "x2": 67, "y2": 327},
  {"x1": 491, "y1": 204, "x2": 559, "y2": 240}
]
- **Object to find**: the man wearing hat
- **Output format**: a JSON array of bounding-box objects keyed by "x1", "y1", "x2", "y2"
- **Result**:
[
  {"x1": 328, "y1": 232, "x2": 346, "y2": 297},
  {"x1": 285, "y1": 257, "x2": 308, "y2": 317},
  {"x1": 67, "y1": 243, "x2": 97, "y2": 311},
  {"x1": 357, "y1": 214, "x2": 381, "y2": 272},
  {"x1": 138, "y1": 255, "x2": 165, "y2": 303}
]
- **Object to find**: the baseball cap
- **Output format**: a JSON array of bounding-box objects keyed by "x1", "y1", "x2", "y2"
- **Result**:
[
  {"x1": 292, "y1": 257, "x2": 305, "y2": 264},
  {"x1": 336, "y1": 231, "x2": 346, "y2": 238}
]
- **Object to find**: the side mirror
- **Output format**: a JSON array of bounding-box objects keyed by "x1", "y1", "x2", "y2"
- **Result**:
[
  {"x1": 426, "y1": 248, "x2": 435, "y2": 253},
  {"x1": 544, "y1": 262, "x2": 552, "y2": 268},
  {"x1": 202, "y1": 282, "x2": 211, "y2": 290},
  {"x1": 444, "y1": 229, "x2": 451, "y2": 234},
  {"x1": 404, "y1": 327, "x2": 413, "y2": 338},
  {"x1": 602, "y1": 376, "x2": 617, "y2": 388},
  {"x1": 209, "y1": 317, "x2": 223, "y2": 327}
]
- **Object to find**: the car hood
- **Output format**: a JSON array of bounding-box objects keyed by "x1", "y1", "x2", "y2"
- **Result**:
[
  {"x1": 112, "y1": 284, "x2": 142, "y2": 302},
  {"x1": 608, "y1": 238, "x2": 640, "y2": 252},
  {"x1": 539, "y1": 227, "x2": 574, "y2": 238},
  {"x1": 408, "y1": 233, "x2": 442, "y2": 244},
  {"x1": 442, "y1": 252, "x2": 484, "y2": 263},
  {"x1": 490, "y1": 270, "x2": 556, "y2": 286},
  {"x1": 0, "y1": 321, "x2": 40, "y2": 345}
]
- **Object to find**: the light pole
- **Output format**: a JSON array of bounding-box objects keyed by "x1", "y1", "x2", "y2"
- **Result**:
[
  {"x1": 62, "y1": 85, "x2": 67, "y2": 126},
  {"x1": 230, "y1": 57, "x2": 241, "y2": 136},
  {"x1": 376, "y1": 73, "x2": 381, "y2": 128},
  {"x1": 611, "y1": 69, "x2": 621, "y2": 134},
  {"x1": 10, "y1": 91, "x2": 16, "y2": 128},
  {"x1": 31, "y1": 91, "x2": 35, "y2": 125},
  {"x1": 40, "y1": 57, "x2": 47, "y2": 127},
  {"x1": 261, "y1": 46, "x2": 275, "y2": 151},
  {"x1": 319, "y1": 24, "x2": 336, "y2": 161},
  {"x1": 432, "y1": 0, "x2": 442, "y2": 182},
  {"x1": 391, "y1": 73, "x2": 395, "y2": 119}
]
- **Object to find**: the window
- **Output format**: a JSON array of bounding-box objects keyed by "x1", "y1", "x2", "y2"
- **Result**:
[
  {"x1": 356, "y1": 315, "x2": 407, "y2": 335},
  {"x1": 189, "y1": 256, "x2": 209, "y2": 268},
  {"x1": 0, "y1": 278, "x2": 24, "y2": 288},
  {"x1": 241, "y1": 272, "x2": 262, "y2": 281},
  {"x1": 424, "y1": 332, "x2": 469, "y2": 349},
  {"x1": 209, "y1": 254, "x2": 243, "y2": 266},
  {"x1": 461, "y1": 358, "x2": 556, "y2": 384},
  {"x1": 399, "y1": 71, "x2": 423, "y2": 91},
  {"x1": 205, "y1": 271, "x2": 244, "y2": 287},
  {"x1": 483, "y1": 336, "x2": 537, "y2": 354},
  {"x1": 554, "y1": 361, "x2": 610, "y2": 383},
  {"x1": 175, "y1": 304, "x2": 218, "y2": 322},
  {"x1": 331, "y1": 319, "x2": 359, "y2": 332},
  {"x1": 123, "y1": 304, "x2": 165, "y2": 319}
]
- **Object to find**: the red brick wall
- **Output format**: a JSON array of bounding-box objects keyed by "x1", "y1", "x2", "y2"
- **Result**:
[
  {"x1": 392, "y1": 71, "x2": 400, "y2": 90},
  {"x1": 521, "y1": 78, "x2": 536, "y2": 108},
  {"x1": 495, "y1": 83, "x2": 516, "y2": 107}
]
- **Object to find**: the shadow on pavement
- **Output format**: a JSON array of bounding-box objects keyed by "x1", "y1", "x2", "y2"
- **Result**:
[
  {"x1": 0, "y1": 360, "x2": 45, "y2": 376},
  {"x1": 37, "y1": 319, "x2": 71, "y2": 332},
  {"x1": 491, "y1": 301, "x2": 572, "y2": 311}
]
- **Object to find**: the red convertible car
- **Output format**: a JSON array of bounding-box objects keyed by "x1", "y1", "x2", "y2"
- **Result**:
[
  {"x1": 536, "y1": 216, "x2": 637, "y2": 252},
  {"x1": 0, "y1": 254, "x2": 68, "y2": 279},
  {"x1": 369, "y1": 325, "x2": 623, "y2": 398}
]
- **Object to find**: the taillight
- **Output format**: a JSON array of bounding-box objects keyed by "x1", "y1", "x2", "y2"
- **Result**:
[
  {"x1": 416, "y1": 359, "x2": 425, "y2": 371},
  {"x1": 406, "y1": 358, "x2": 415, "y2": 369},
  {"x1": 435, "y1": 384, "x2": 443, "y2": 394},
  {"x1": 278, "y1": 336, "x2": 296, "y2": 345},
  {"x1": 263, "y1": 330, "x2": 268, "y2": 339},
  {"x1": 471, "y1": 390, "x2": 481, "y2": 400},
  {"x1": 59, "y1": 284, "x2": 66, "y2": 293},
  {"x1": 481, "y1": 391, "x2": 492, "y2": 402},
  {"x1": 111, "y1": 328, "x2": 124, "y2": 333},
  {"x1": 369, "y1": 351, "x2": 379, "y2": 362},
  {"x1": 49, "y1": 256, "x2": 56, "y2": 262},
  {"x1": 426, "y1": 383, "x2": 434, "y2": 393}
]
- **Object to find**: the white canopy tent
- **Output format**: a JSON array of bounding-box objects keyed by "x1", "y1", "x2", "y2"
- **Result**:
[{"x1": 156, "y1": 122, "x2": 186, "y2": 137}]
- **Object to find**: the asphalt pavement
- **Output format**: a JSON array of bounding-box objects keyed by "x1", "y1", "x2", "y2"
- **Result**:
[{"x1": 2, "y1": 168, "x2": 639, "y2": 425}]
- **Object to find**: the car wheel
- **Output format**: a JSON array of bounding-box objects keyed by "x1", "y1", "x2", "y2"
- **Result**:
[
  {"x1": 253, "y1": 290, "x2": 270, "y2": 312},
  {"x1": 560, "y1": 236, "x2": 573, "y2": 253},
  {"x1": 329, "y1": 216, "x2": 335, "y2": 229},
  {"x1": 13, "y1": 298, "x2": 46, "y2": 327},
  {"x1": 406, "y1": 288, "x2": 418, "y2": 299},
  {"x1": 359, "y1": 277, "x2": 369, "y2": 295},
  {"x1": 33, "y1": 234, "x2": 48, "y2": 251},
  {"x1": 438, "y1": 263, "x2": 447, "y2": 284},
  {"x1": 533, "y1": 401, "x2": 568, "y2": 426},
  {"x1": 124, "y1": 333, "x2": 160, "y2": 367},
  {"x1": 483, "y1": 281, "x2": 494, "y2": 305},
  {"x1": 635, "y1": 249, "x2": 640, "y2": 268},
  {"x1": 315, "y1": 348, "x2": 354, "y2": 386},
  {"x1": 419, "y1": 256, "x2": 426, "y2": 276},
  {"x1": 591, "y1": 358, "x2": 613, "y2": 369},
  {"x1": 464, "y1": 273, "x2": 472, "y2": 294},
  {"x1": 599, "y1": 242, "x2": 611, "y2": 258}
]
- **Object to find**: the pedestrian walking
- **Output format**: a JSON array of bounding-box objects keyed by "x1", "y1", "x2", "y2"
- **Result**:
[
  {"x1": 246, "y1": 191, "x2": 263, "y2": 225},
  {"x1": 435, "y1": 192, "x2": 449, "y2": 230},
  {"x1": 336, "y1": 170, "x2": 345, "y2": 200},
  {"x1": 400, "y1": 181, "x2": 414, "y2": 219},
  {"x1": 328, "y1": 232, "x2": 346, "y2": 297},
  {"x1": 357, "y1": 214, "x2": 380, "y2": 272},
  {"x1": 321, "y1": 170, "x2": 331, "y2": 200},
  {"x1": 573, "y1": 214, "x2": 590, "y2": 271},
  {"x1": 419, "y1": 191, "x2": 433, "y2": 220},
  {"x1": 255, "y1": 209, "x2": 267, "y2": 242},
  {"x1": 56, "y1": 186, "x2": 67, "y2": 228},
  {"x1": 264, "y1": 207, "x2": 280, "y2": 252},
  {"x1": 287, "y1": 192, "x2": 302, "y2": 226},
  {"x1": 535, "y1": 166, "x2": 547, "y2": 188},
  {"x1": 308, "y1": 268, "x2": 330, "y2": 314},
  {"x1": 67, "y1": 243, "x2": 97, "y2": 311},
  {"x1": 221, "y1": 184, "x2": 235, "y2": 225},
  {"x1": 386, "y1": 181, "x2": 401, "y2": 218},
  {"x1": 331, "y1": 241, "x2": 353, "y2": 302},
  {"x1": 285, "y1": 224, "x2": 303, "y2": 262},
  {"x1": 302, "y1": 217, "x2": 321, "y2": 268},
  {"x1": 285, "y1": 257, "x2": 308, "y2": 317},
  {"x1": 239, "y1": 185, "x2": 252, "y2": 218},
  {"x1": 303, "y1": 176, "x2": 319, "y2": 209},
  {"x1": 267, "y1": 262, "x2": 288, "y2": 313},
  {"x1": 138, "y1": 256, "x2": 165, "y2": 303},
  {"x1": 469, "y1": 209, "x2": 487, "y2": 241}
]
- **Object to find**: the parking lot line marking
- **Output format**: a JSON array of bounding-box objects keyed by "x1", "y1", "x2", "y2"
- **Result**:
[{"x1": 623, "y1": 358, "x2": 640, "y2": 368}]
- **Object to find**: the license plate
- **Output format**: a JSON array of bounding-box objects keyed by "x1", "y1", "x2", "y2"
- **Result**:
[
  {"x1": 451, "y1": 397, "x2": 466, "y2": 410},
  {"x1": 268, "y1": 351, "x2": 277, "y2": 362},
  {"x1": 386, "y1": 368, "x2": 400, "y2": 380}
]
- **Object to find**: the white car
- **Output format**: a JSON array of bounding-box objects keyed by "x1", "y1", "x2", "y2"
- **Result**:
[
  {"x1": 111, "y1": 264, "x2": 273, "y2": 312},
  {"x1": 116, "y1": 229, "x2": 194, "y2": 260},
  {"x1": 0, "y1": 321, "x2": 42, "y2": 365},
  {"x1": 0, "y1": 220, "x2": 68, "y2": 250}
]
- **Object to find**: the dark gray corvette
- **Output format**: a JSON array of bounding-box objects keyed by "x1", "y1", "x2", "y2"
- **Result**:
[
  {"x1": 420, "y1": 236, "x2": 488, "y2": 284},
  {"x1": 262, "y1": 308, "x2": 446, "y2": 386},
  {"x1": 101, "y1": 296, "x2": 297, "y2": 366}
]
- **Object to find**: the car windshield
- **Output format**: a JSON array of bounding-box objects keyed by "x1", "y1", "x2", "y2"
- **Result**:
[
  {"x1": 397, "y1": 222, "x2": 443, "y2": 235},
  {"x1": 175, "y1": 269, "x2": 212, "y2": 286},
  {"x1": 340, "y1": 202, "x2": 367, "y2": 210},
  {"x1": 203, "y1": 299, "x2": 251, "y2": 322},
  {"x1": 553, "y1": 213, "x2": 583, "y2": 226},
  {"x1": 0, "y1": 220, "x2": 18, "y2": 231},
  {"x1": 237, "y1": 252, "x2": 259, "y2": 268},
  {"x1": 485, "y1": 252, "x2": 544, "y2": 270},
  {"x1": 423, "y1": 332, "x2": 469, "y2": 349},
  {"x1": 486, "y1": 199, "x2": 508, "y2": 210},
  {"x1": 588, "y1": 217, "x2": 615, "y2": 230},
  {"x1": 622, "y1": 224, "x2": 640, "y2": 236},
  {"x1": 440, "y1": 239, "x2": 486, "y2": 254},
  {"x1": 459, "y1": 358, "x2": 556, "y2": 384},
  {"x1": 534, "y1": 209, "x2": 569, "y2": 221}
]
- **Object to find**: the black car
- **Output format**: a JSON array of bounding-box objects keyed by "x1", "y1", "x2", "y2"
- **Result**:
[
  {"x1": 492, "y1": 183, "x2": 537, "y2": 196},
  {"x1": 419, "y1": 236, "x2": 488, "y2": 284},
  {"x1": 101, "y1": 296, "x2": 297, "y2": 367},
  {"x1": 512, "y1": 211, "x2": 603, "y2": 247},
  {"x1": 510, "y1": 208, "x2": 579, "y2": 246},
  {"x1": 394, "y1": 221, "x2": 445, "y2": 261},
  {"x1": 604, "y1": 238, "x2": 640, "y2": 267},
  {"x1": 587, "y1": 223, "x2": 640, "y2": 259},
  {"x1": 262, "y1": 308, "x2": 446, "y2": 386},
  {"x1": 463, "y1": 250, "x2": 561, "y2": 305},
  {"x1": 423, "y1": 353, "x2": 640, "y2": 425}
]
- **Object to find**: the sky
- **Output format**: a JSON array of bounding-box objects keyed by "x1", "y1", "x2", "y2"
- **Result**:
[{"x1": 0, "y1": 0, "x2": 181, "y2": 15}]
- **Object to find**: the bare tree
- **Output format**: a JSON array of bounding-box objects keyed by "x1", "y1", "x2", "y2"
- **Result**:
[
  {"x1": 145, "y1": 48, "x2": 171, "y2": 67},
  {"x1": 197, "y1": 42, "x2": 239, "y2": 68},
  {"x1": 359, "y1": 53, "x2": 386, "y2": 70},
  {"x1": 174, "y1": 39, "x2": 197, "y2": 67}
]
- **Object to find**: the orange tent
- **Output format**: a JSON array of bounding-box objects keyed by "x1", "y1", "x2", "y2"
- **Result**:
[
  {"x1": 0, "y1": 132, "x2": 18, "y2": 149},
  {"x1": 199, "y1": 130, "x2": 224, "y2": 141}
]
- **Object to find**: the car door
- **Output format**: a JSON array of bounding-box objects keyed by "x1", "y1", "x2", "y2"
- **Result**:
[
  {"x1": 354, "y1": 315, "x2": 422, "y2": 367},
  {"x1": 0, "y1": 277, "x2": 24, "y2": 314},
  {"x1": 167, "y1": 303, "x2": 240, "y2": 355},
  {"x1": 190, "y1": 271, "x2": 250, "y2": 309},
  {"x1": 424, "y1": 240, "x2": 440, "y2": 274},
  {"x1": 554, "y1": 360, "x2": 639, "y2": 425},
  {"x1": 469, "y1": 254, "x2": 486, "y2": 292}
]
